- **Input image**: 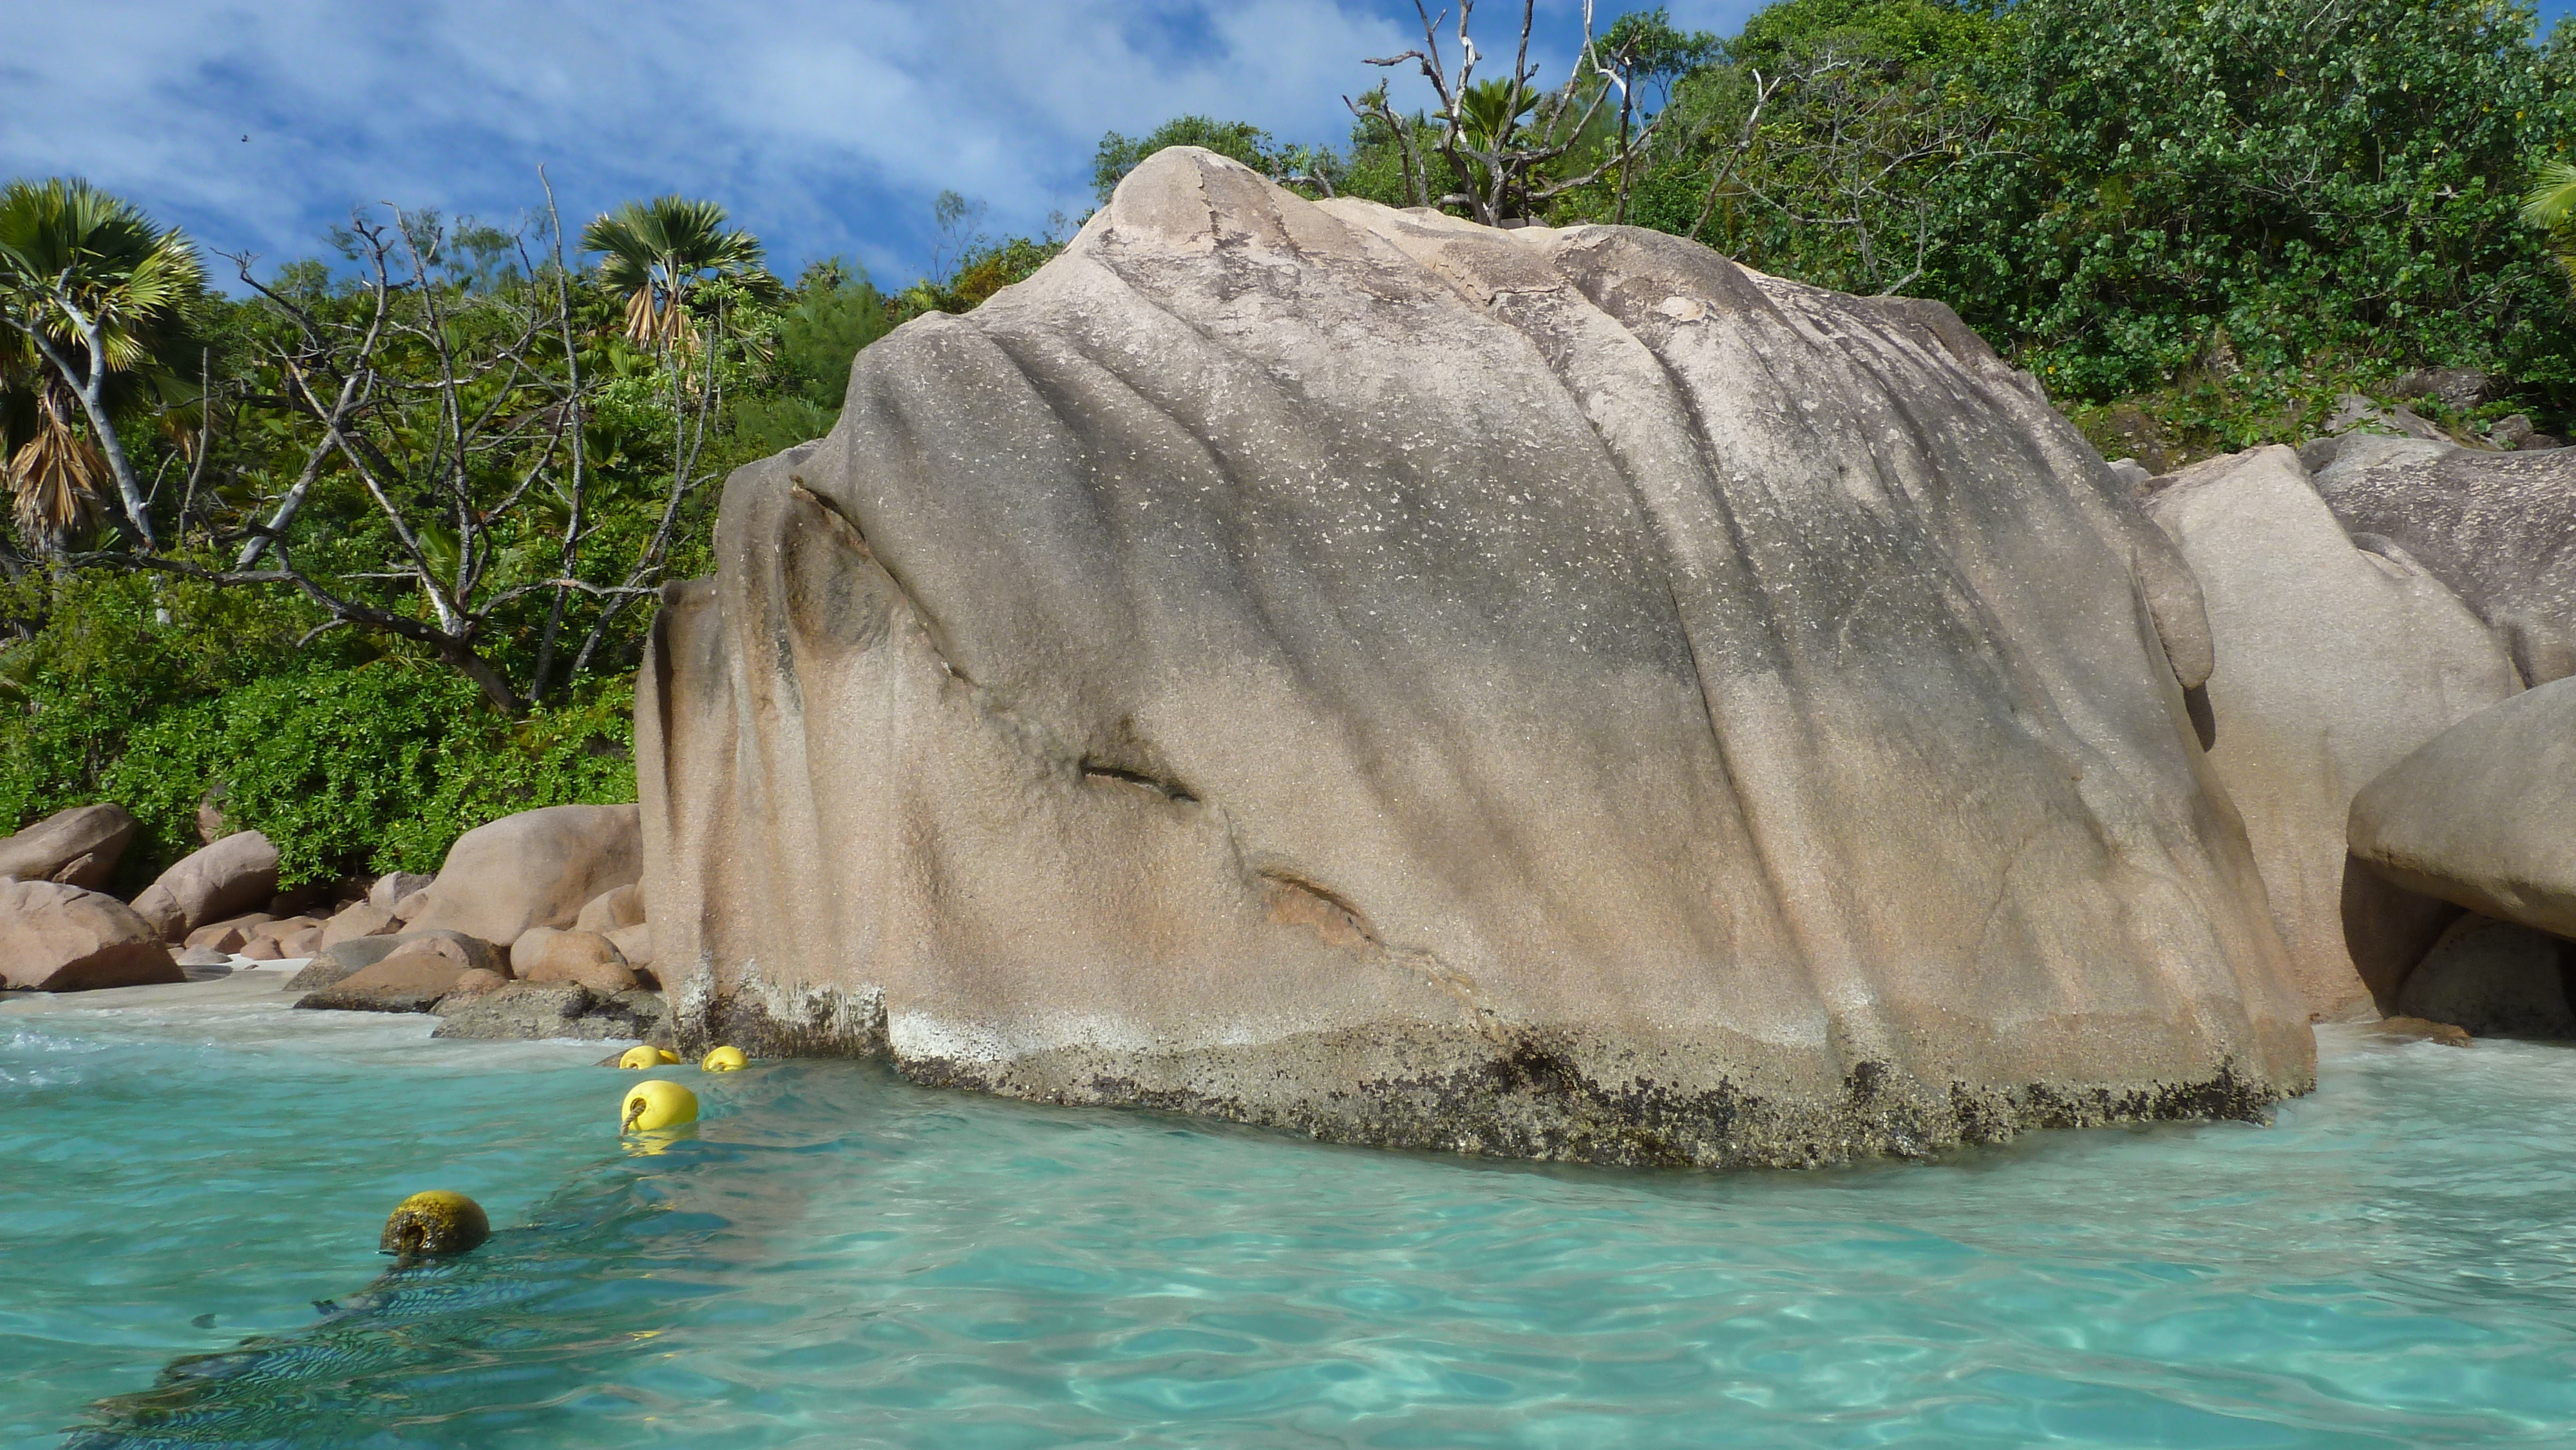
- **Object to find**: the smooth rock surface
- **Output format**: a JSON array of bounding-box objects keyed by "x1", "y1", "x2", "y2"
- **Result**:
[
  {"x1": 639, "y1": 148, "x2": 2311, "y2": 1169},
  {"x1": 183, "y1": 916, "x2": 264, "y2": 954},
  {"x1": 518, "y1": 928, "x2": 636, "y2": 995},
  {"x1": 366, "y1": 872, "x2": 435, "y2": 912},
  {"x1": 573, "y1": 883, "x2": 645, "y2": 935},
  {"x1": 129, "y1": 831, "x2": 280, "y2": 942},
  {"x1": 285, "y1": 929, "x2": 503, "y2": 993},
  {"x1": 2349, "y1": 675, "x2": 2576, "y2": 939},
  {"x1": 2393, "y1": 915, "x2": 2575, "y2": 1040},
  {"x1": 404, "y1": 805, "x2": 641, "y2": 948},
  {"x1": 0, "y1": 880, "x2": 183, "y2": 992},
  {"x1": 0, "y1": 805, "x2": 138, "y2": 892},
  {"x1": 2143, "y1": 446, "x2": 2519, "y2": 1016},
  {"x1": 2311, "y1": 433, "x2": 2576, "y2": 684},
  {"x1": 297, "y1": 948, "x2": 471, "y2": 1013},
  {"x1": 605, "y1": 921, "x2": 654, "y2": 972},
  {"x1": 317, "y1": 901, "x2": 401, "y2": 950}
]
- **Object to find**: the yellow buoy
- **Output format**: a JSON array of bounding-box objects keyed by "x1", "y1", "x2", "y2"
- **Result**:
[
  {"x1": 618, "y1": 1045, "x2": 679, "y2": 1069},
  {"x1": 701, "y1": 1046, "x2": 748, "y2": 1072},
  {"x1": 379, "y1": 1190, "x2": 490, "y2": 1257},
  {"x1": 620, "y1": 1079, "x2": 699, "y2": 1133}
]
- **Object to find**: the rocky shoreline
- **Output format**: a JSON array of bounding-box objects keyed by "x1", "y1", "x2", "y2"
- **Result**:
[
  {"x1": 0, "y1": 802, "x2": 672, "y2": 1048},
  {"x1": 10, "y1": 155, "x2": 2571, "y2": 1169}
]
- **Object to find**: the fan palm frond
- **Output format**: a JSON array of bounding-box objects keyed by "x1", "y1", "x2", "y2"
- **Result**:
[{"x1": 580, "y1": 195, "x2": 765, "y2": 349}]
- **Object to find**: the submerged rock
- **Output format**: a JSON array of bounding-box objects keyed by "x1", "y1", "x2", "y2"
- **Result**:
[
  {"x1": 639, "y1": 147, "x2": 2311, "y2": 1168},
  {"x1": 2143, "y1": 446, "x2": 2517, "y2": 1017},
  {"x1": 431, "y1": 981, "x2": 664, "y2": 1042}
]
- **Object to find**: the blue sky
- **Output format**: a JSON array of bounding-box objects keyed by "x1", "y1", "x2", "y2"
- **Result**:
[{"x1": 3, "y1": 0, "x2": 2568, "y2": 293}]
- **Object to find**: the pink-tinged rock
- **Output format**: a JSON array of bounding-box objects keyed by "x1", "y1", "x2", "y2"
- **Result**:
[
  {"x1": 574, "y1": 883, "x2": 645, "y2": 935},
  {"x1": 130, "y1": 832, "x2": 281, "y2": 942},
  {"x1": 0, "y1": 804, "x2": 139, "y2": 892},
  {"x1": 405, "y1": 805, "x2": 640, "y2": 948},
  {"x1": 185, "y1": 912, "x2": 274, "y2": 952},
  {"x1": 0, "y1": 880, "x2": 184, "y2": 991},
  {"x1": 518, "y1": 928, "x2": 637, "y2": 995},
  {"x1": 318, "y1": 901, "x2": 401, "y2": 950}
]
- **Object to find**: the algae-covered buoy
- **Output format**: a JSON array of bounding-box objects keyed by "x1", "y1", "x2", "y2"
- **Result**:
[
  {"x1": 620, "y1": 1079, "x2": 698, "y2": 1132},
  {"x1": 702, "y1": 1046, "x2": 747, "y2": 1072},
  {"x1": 379, "y1": 1191, "x2": 490, "y2": 1257},
  {"x1": 618, "y1": 1045, "x2": 679, "y2": 1069}
]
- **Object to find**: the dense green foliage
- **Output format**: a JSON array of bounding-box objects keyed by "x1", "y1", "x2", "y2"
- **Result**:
[
  {"x1": 0, "y1": 570, "x2": 634, "y2": 887},
  {"x1": 0, "y1": 207, "x2": 901, "y2": 884},
  {"x1": 1176, "y1": 0, "x2": 2576, "y2": 457}
]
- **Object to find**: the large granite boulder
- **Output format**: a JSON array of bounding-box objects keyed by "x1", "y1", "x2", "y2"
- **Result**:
[
  {"x1": 0, "y1": 804, "x2": 138, "y2": 892},
  {"x1": 130, "y1": 831, "x2": 279, "y2": 942},
  {"x1": 2309, "y1": 433, "x2": 2576, "y2": 684},
  {"x1": 0, "y1": 880, "x2": 182, "y2": 991},
  {"x1": 2142, "y1": 446, "x2": 2519, "y2": 1017},
  {"x1": 402, "y1": 805, "x2": 641, "y2": 948},
  {"x1": 638, "y1": 148, "x2": 2311, "y2": 1169},
  {"x1": 2349, "y1": 675, "x2": 2576, "y2": 939}
]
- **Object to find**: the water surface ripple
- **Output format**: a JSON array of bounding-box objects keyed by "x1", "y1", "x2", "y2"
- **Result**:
[{"x1": 6, "y1": 985, "x2": 2574, "y2": 1447}]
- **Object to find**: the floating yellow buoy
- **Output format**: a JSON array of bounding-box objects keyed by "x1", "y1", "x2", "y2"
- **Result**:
[
  {"x1": 379, "y1": 1190, "x2": 490, "y2": 1257},
  {"x1": 620, "y1": 1079, "x2": 699, "y2": 1133},
  {"x1": 618, "y1": 1045, "x2": 680, "y2": 1069},
  {"x1": 701, "y1": 1046, "x2": 748, "y2": 1072}
]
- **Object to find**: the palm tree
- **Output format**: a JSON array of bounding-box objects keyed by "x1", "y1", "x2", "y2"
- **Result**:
[
  {"x1": 2526, "y1": 160, "x2": 2576, "y2": 291},
  {"x1": 0, "y1": 178, "x2": 202, "y2": 550},
  {"x1": 580, "y1": 196, "x2": 768, "y2": 352}
]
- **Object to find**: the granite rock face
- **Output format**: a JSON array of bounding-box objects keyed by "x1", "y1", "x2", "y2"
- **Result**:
[
  {"x1": 0, "y1": 880, "x2": 182, "y2": 992},
  {"x1": 404, "y1": 805, "x2": 642, "y2": 948},
  {"x1": 2349, "y1": 675, "x2": 2576, "y2": 941},
  {"x1": 638, "y1": 148, "x2": 2312, "y2": 1168},
  {"x1": 2143, "y1": 446, "x2": 2519, "y2": 1017},
  {"x1": 0, "y1": 804, "x2": 138, "y2": 892},
  {"x1": 2310, "y1": 434, "x2": 2576, "y2": 685},
  {"x1": 131, "y1": 831, "x2": 279, "y2": 943}
]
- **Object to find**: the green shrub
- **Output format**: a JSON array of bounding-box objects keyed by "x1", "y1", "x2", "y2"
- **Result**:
[{"x1": 0, "y1": 569, "x2": 633, "y2": 890}]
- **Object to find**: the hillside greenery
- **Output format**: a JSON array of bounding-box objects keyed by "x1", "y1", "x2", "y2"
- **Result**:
[{"x1": 1, "y1": 0, "x2": 2571, "y2": 886}]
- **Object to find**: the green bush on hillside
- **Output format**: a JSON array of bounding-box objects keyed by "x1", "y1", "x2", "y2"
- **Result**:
[{"x1": 0, "y1": 570, "x2": 633, "y2": 889}]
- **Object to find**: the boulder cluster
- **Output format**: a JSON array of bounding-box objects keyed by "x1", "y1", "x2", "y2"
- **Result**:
[
  {"x1": 9, "y1": 150, "x2": 2568, "y2": 1170},
  {"x1": 0, "y1": 802, "x2": 662, "y2": 1042},
  {"x1": 2130, "y1": 429, "x2": 2576, "y2": 1036}
]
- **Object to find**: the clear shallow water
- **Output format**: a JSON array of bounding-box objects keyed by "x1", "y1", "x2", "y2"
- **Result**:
[{"x1": 6, "y1": 979, "x2": 2576, "y2": 1448}]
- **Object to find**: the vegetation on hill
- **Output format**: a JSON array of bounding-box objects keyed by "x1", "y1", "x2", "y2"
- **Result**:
[
  {"x1": 1177, "y1": 0, "x2": 2576, "y2": 464},
  {"x1": 0, "y1": 0, "x2": 2570, "y2": 885}
]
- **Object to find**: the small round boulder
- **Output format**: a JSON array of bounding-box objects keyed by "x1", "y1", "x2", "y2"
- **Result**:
[{"x1": 379, "y1": 1190, "x2": 491, "y2": 1257}]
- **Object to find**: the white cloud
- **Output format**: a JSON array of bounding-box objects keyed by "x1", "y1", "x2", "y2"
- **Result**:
[{"x1": 0, "y1": 0, "x2": 1765, "y2": 283}]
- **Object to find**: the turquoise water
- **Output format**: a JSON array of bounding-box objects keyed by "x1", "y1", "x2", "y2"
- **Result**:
[{"x1": 6, "y1": 975, "x2": 2576, "y2": 1447}]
